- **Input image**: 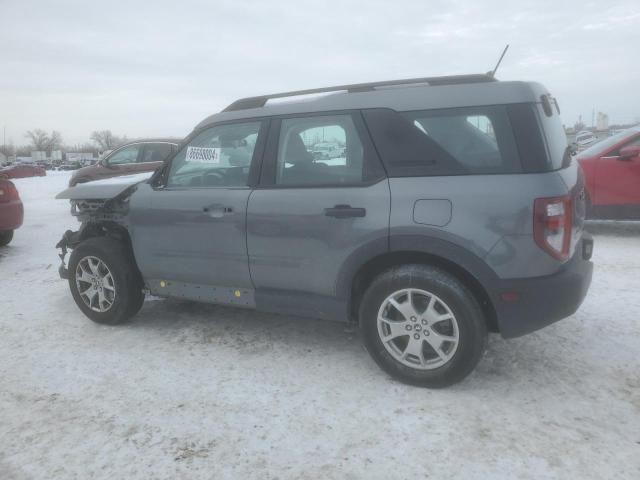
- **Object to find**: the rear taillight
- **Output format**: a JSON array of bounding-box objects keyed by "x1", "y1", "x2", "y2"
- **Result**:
[
  {"x1": 534, "y1": 195, "x2": 572, "y2": 261},
  {"x1": 0, "y1": 181, "x2": 20, "y2": 203}
]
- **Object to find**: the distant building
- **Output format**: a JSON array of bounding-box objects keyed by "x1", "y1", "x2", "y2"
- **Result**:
[
  {"x1": 31, "y1": 151, "x2": 47, "y2": 162},
  {"x1": 29, "y1": 150, "x2": 64, "y2": 164},
  {"x1": 596, "y1": 112, "x2": 609, "y2": 131},
  {"x1": 66, "y1": 152, "x2": 95, "y2": 162}
]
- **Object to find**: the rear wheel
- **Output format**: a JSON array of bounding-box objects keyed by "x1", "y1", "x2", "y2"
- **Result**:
[
  {"x1": 360, "y1": 265, "x2": 487, "y2": 388},
  {"x1": 0, "y1": 230, "x2": 14, "y2": 246},
  {"x1": 68, "y1": 236, "x2": 144, "y2": 325}
]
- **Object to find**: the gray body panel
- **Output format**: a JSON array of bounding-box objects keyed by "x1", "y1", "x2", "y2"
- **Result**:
[
  {"x1": 388, "y1": 171, "x2": 570, "y2": 279},
  {"x1": 246, "y1": 180, "x2": 391, "y2": 297},
  {"x1": 129, "y1": 183, "x2": 253, "y2": 289},
  {"x1": 56, "y1": 77, "x2": 593, "y2": 338}
]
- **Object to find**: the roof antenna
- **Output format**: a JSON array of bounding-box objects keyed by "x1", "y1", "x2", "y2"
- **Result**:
[{"x1": 488, "y1": 44, "x2": 509, "y2": 78}]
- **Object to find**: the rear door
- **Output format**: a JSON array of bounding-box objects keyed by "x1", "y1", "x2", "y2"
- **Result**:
[
  {"x1": 130, "y1": 120, "x2": 268, "y2": 303},
  {"x1": 246, "y1": 112, "x2": 389, "y2": 310}
]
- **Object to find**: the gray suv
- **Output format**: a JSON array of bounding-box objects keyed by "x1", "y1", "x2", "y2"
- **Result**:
[{"x1": 56, "y1": 74, "x2": 594, "y2": 387}]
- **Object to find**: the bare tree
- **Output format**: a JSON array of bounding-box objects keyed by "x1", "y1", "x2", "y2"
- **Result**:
[
  {"x1": 0, "y1": 143, "x2": 14, "y2": 157},
  {"x1": 25, "y1": 129, "x2": 49, "y2": 151},
  {"x1": 47, "y1": 131, "x2": 63, "y2": 153},
  {"x1": 91, "y1": 130, "x2": 125, "y2": 151},
  {"x1": 24, "y1": 129, "x2": 63, "y2": 155}
]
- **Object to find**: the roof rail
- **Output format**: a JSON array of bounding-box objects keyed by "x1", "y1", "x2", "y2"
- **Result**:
[{"x1": 222, "y1": 73, "x2": 496, "y2": 112}]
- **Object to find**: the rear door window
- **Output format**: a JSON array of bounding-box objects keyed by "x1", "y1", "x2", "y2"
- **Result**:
[
  {"x1": 140, "y1": 143, "x2": 172, "y2": 163},
  {"x1": 276, "y1": 115, "x2": 361, "y2": 185}
]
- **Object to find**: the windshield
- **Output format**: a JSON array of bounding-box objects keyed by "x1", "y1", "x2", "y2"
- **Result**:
[{"x1": 578, "y1": 128, "x2": 639, "y2": 157}]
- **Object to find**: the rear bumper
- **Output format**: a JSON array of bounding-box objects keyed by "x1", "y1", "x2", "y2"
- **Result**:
[
  {"x1": 493, "y1": 234, "x2": 594, "y2": 338},
  {"x1": 0, "y1": 200, "x2": 24, "y2": 231}
]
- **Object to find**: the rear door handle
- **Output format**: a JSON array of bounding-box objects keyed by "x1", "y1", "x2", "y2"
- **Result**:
[
  {"x1": 324, "y1": 204, "x2": 366, "y2": 218},
  {"x1": 203, "y1": 204, "x2": 233, "y2": 218}
]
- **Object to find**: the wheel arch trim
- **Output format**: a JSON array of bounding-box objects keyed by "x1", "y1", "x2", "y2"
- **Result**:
[{"x1": 337, "y1": 234, "x2": 501, "y2": 331}]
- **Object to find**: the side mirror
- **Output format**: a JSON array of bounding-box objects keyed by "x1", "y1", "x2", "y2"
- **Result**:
[
  {"x1": 619, "y1": 145, "x2": 640, "y2": 161},
  {"x1": 150, "y1": 163, "x2": 168, "y2": 188}
]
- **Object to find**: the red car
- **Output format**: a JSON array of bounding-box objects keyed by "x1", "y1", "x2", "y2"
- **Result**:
[
  {"x1": 0, "y1": 164, "x2": 46, "y2": 179},
  {"x1": 69, "y1": 138, "x2": 179, "y2": 186},
  {"x1": 0, "y1": 179, "x2": 24, "y2": 246},
  {"x1": 577, "y1": 126, "x2": 640, "y2": 219}
]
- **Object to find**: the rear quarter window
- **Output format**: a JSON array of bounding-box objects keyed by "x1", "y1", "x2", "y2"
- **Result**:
[{"x1": 362, "y1": 106, "x2": 522, "y2": 177}]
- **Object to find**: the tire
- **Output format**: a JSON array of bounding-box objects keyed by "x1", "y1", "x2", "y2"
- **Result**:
[
  {"x1": 68, "y1": 236, "x2": 144, "y2": 325},
  {"x1": 0, "y1": 230, "x2": 13, "y2": 246},
  {"x1": 126, "y1": 287, "x2": 146, "y2": 317},
  {"x1": 359, "y1": 265, "x2": 487, "y2": 388}
]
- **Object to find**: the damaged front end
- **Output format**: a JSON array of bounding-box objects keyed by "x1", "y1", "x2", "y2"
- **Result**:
[{"x1": 55, "y1": 177, "x2": 144, "y2": 279}]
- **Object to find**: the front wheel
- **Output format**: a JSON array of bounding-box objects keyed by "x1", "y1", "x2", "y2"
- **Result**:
[
  {"x1": 360, "y1": 265, "x2": 487, "y2": 388},
  {"x1": 0, "y1": 230, "x2": 14, "y2": 246},
  {"x1": 68, "y1": 236, "x2": 145, "y2": 325}
]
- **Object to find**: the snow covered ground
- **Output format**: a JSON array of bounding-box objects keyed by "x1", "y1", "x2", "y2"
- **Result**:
[{"x1": 1, "y1": 172, "x2": 638, "y2": 480}]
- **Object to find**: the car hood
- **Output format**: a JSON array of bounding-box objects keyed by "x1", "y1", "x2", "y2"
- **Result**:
[
  {"x1": 574, "y1": 152, "x2": 595, "y2": 162},
  {"x1": 71, "y1": 163, "x2": 102, "y2": 177},
  {"x1": 56, "y1": 172, "x2": 153, "y2": 200}
]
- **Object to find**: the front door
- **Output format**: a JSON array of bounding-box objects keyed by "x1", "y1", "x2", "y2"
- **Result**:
[
  {"x1": 130, "y1": 120, "x2": 268, "y2": 304},
  {"x1": 594, "y1": 134, "x2": 640, "y2": 218},
  {"x1": 246, "y1": 112, "x2": 390, "y2": 318}
]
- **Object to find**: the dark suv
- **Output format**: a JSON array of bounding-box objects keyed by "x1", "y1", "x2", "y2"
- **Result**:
[
  {"x1": 68, "y1": 139, "x2": 179, "y2": 186},
  {"x1": 56, "y1": 74, "x2": 594, "y2": 387}
]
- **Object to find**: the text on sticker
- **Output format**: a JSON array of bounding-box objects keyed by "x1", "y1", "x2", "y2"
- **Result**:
[{"x1": 186, "y1": 146, "x2": 221, "y2": 163}]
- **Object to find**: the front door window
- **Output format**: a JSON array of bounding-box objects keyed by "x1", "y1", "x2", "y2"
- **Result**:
[
  {"x1": 106, "y1": 145, "x2": 140, "y2": 165},
  {"x1": 167, "y1": 122, "x2": 262, "y2": 188}
]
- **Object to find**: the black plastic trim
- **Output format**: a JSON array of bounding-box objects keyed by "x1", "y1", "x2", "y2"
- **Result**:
[
  {"x1": 223, "y1": 74, "x2": 496, "y2": 111},
  {"x1": 254, "y1": 288, "x2": 349, "y2": 322},
  {"x1": 493, "y1": 234, "x2": 594, "y2": 338}
]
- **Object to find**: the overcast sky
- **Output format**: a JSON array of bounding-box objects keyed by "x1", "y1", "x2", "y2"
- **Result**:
[{"x1": 1, "y1": 0, "x2": 638, "y2": 145}]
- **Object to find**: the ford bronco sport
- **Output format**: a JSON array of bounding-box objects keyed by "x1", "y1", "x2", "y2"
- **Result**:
[{"x1": 56, "y1": 74, "x2": 594, "y2": 387}]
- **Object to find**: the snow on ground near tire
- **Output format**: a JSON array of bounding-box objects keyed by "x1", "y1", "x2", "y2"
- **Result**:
[{"x1": 1, "y1": 172, "x2": 638, "y2": 480}]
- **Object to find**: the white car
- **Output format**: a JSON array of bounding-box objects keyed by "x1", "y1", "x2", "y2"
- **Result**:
[
  {"x1": 575, "y1": 130, "x2": 597, "y2": 150},
  {"x1": 311, "y1": 142, "x2": 342, "y2": 159}
]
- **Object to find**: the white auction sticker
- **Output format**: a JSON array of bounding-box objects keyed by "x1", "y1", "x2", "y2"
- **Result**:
[{"x1": 186, "y1": 146, "x2": 221, "y2": 163}]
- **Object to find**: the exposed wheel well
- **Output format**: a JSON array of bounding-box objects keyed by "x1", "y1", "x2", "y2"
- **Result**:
[
  {"x1": 79, "y1": 221, "x2": 132, "y2": 247},
  {"x1": 75, "y1": 221, "x2": 144, "y2": 283},
  {"x1": 350, "y1": 251, "x2": 499, "y2": 333}
]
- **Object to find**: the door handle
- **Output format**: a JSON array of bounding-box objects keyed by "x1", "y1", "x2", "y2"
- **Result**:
[
  {"x1": 203, "y1": 205, "x2": 234, "y2": 218},
  {"x1": 324, "y1": 204, "x2": 366, "y2": 218}
]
